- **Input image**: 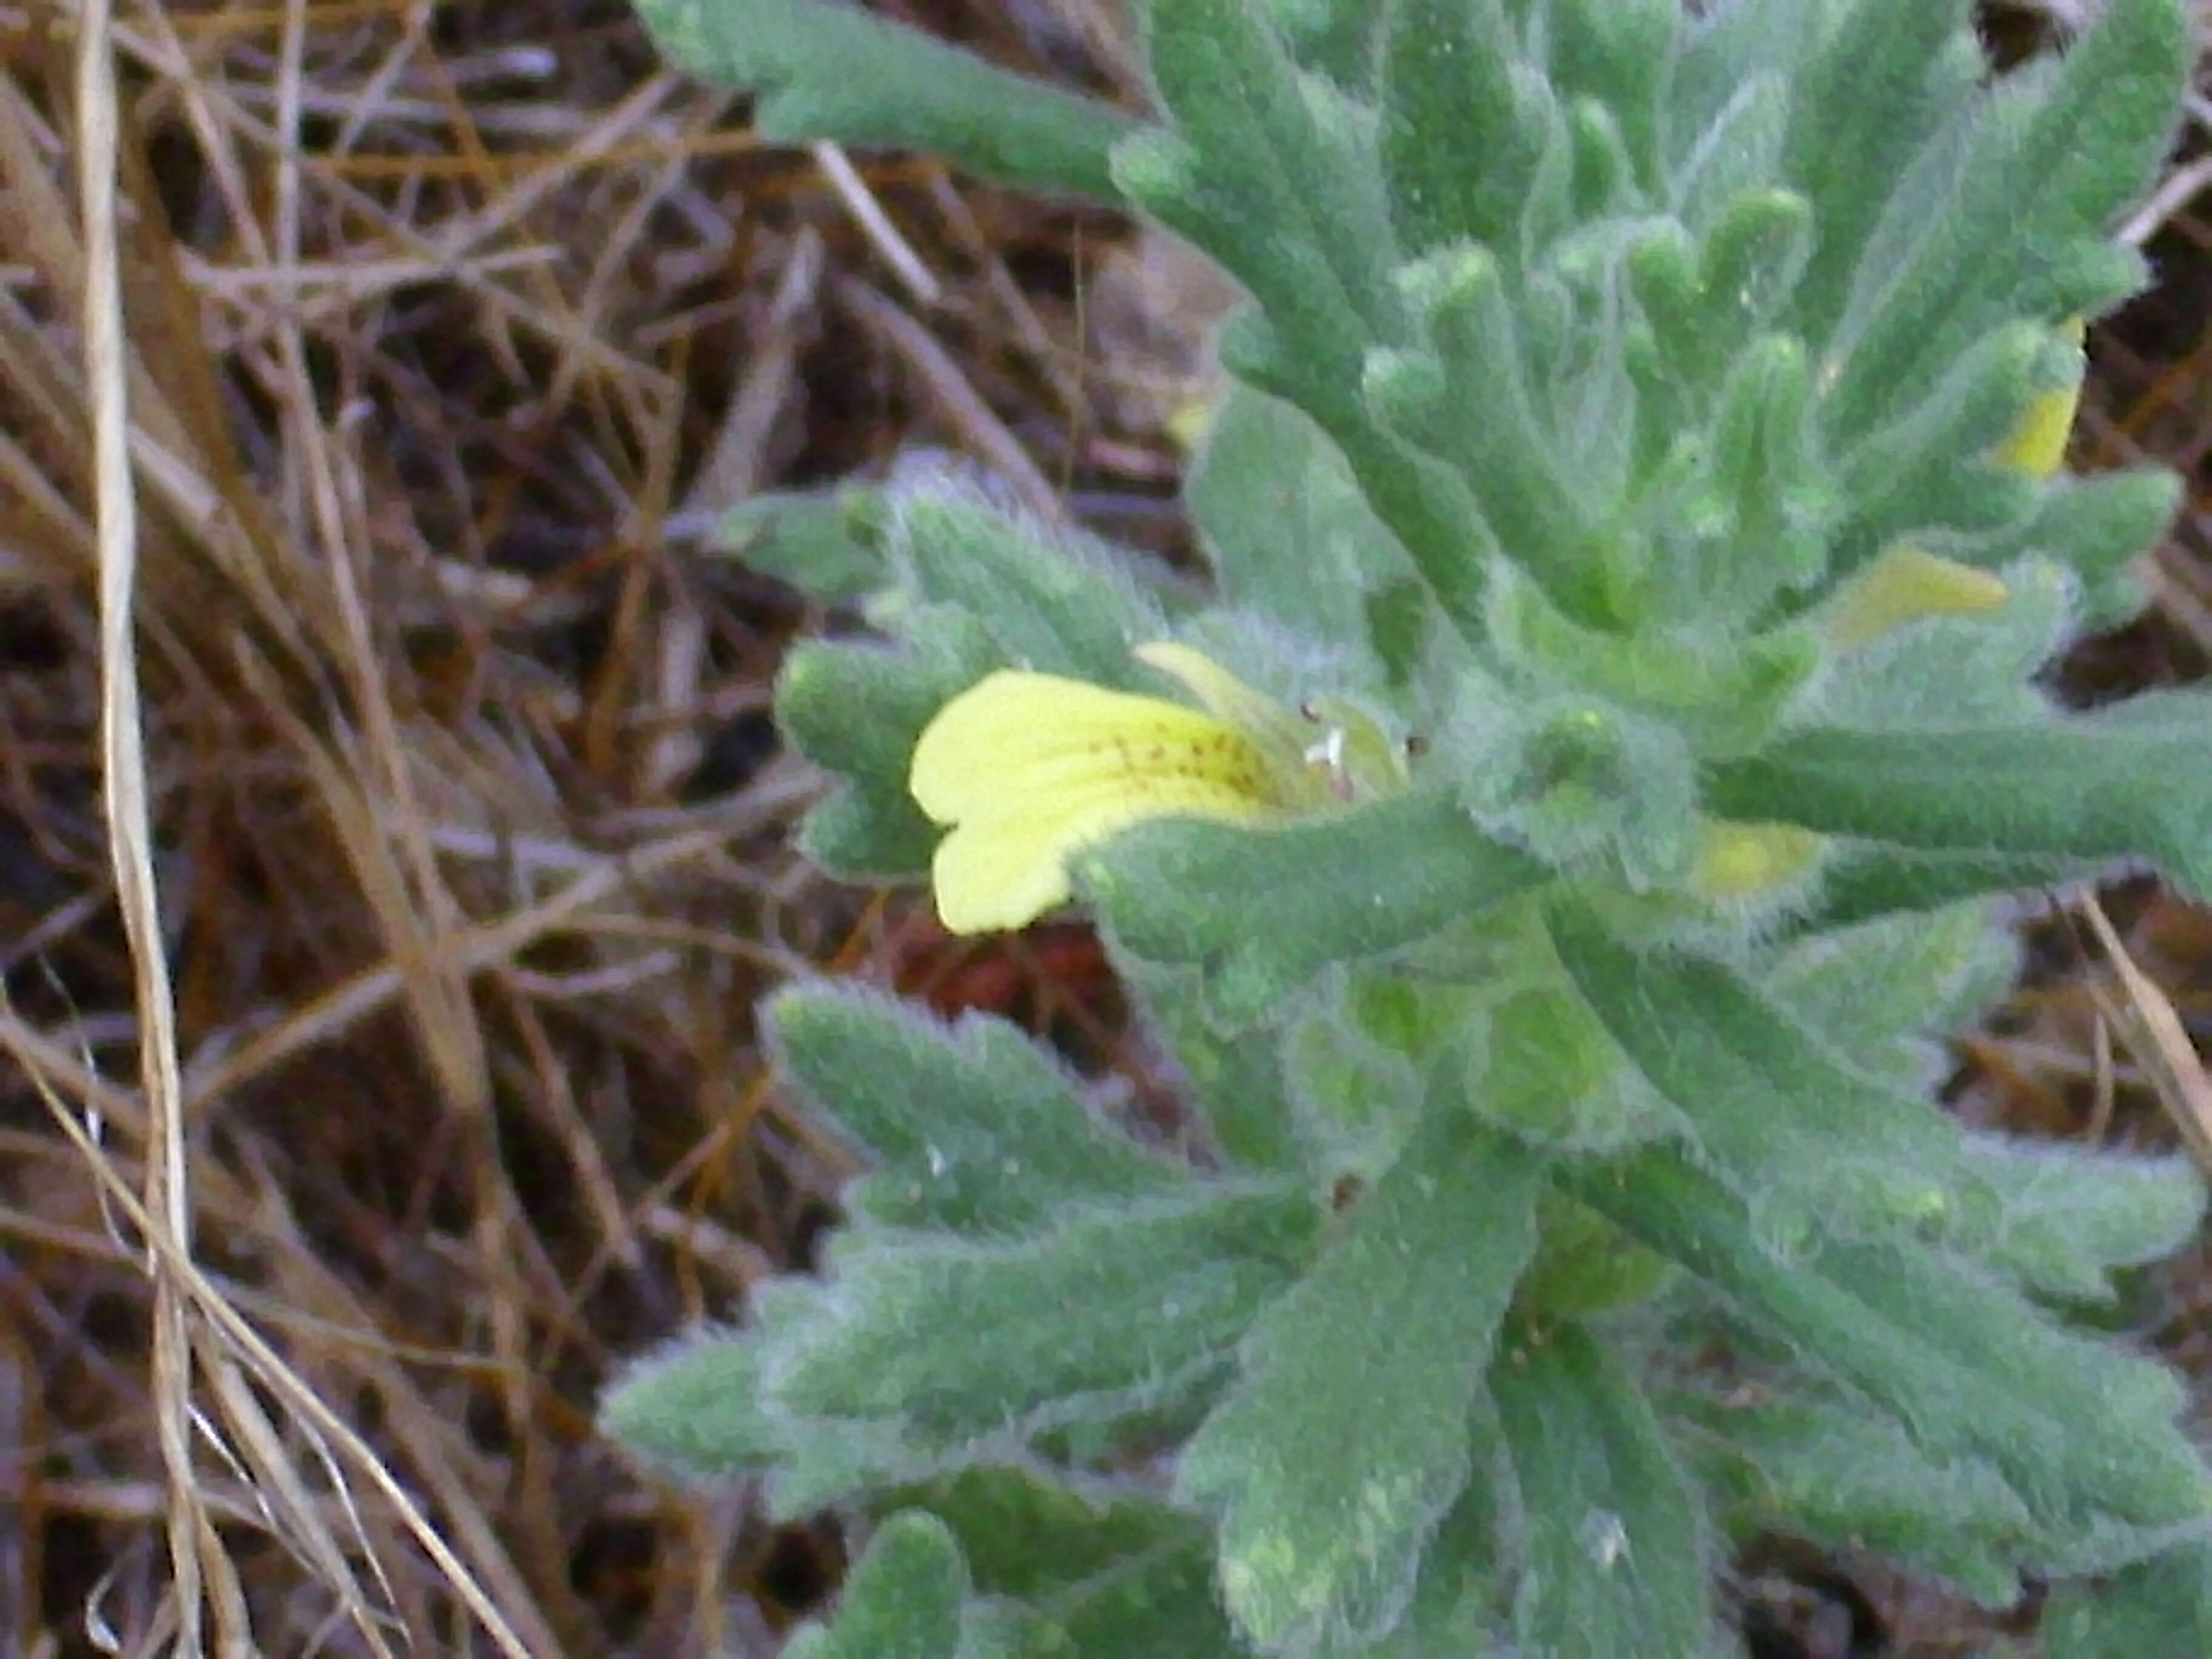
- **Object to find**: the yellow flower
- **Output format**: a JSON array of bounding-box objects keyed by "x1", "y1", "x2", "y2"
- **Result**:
[{"x1": 910, "y1": 643, "x2": 1387, "y2": 933}]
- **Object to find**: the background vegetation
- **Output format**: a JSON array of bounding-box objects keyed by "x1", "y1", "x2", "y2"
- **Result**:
[{"x1": 3, "y1": 0, "x2": 2211, "y2": 1652}]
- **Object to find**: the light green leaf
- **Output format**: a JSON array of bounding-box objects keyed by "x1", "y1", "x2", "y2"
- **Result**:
[
  {"x1": 1547, "y1": 898, "x2": 1989, "y2": 1244},
  {"x1": 1822, "y1": 0, "x2": 2185, "y2": 438},
  {"x1": 1087, "y1": 788, "x2": 1548, "y2": 1018},
  {"x1": 888, "y1": 486, "x2": 1175, "y2": 687},
  {"x1": 1705, "y1": 691, "x2": 2212, "y2": 900},
  {"x1": 635, "y1": 0, "x2": 1140, "y2": 201},
  {"x1": 1465, "y1": 980, "x2": 1683, "y2": 1153},
  {"x1": 1122, "y1": 957, "x2": 1308, "y2": 1172},
  {"x1": 1686, "y1": 1393, "x2": 2031, "y2": 1606},
  {"x1": 1671, "y1": 72, "x2": 1790, "y2": 235},
  {"x1": 713, "y1": 487, "x2": 885, "y2": 603},
  {"x1": 1377, "y1": 0, "x2": 1542, "y2": 255},
  {"x1": 1777, "y1": 0, "x2": 1976, "y2": 346},
  {"x1": 768, "y1": 1181, "x2": 1318, "y2": 1449},
  {"x1": 1826, "y1": 321, "x2": 2047, "y2": 577},
  {"x1": 1186, "y1": 382, "x2": 1416, "y2": 673},
  {"x1": 1954, "y1": 1139, "x2": 2204, "y2": 1302},
  {"x1": 1178, "y1": 1105, "x2": 1544, "y2": 1651},
  {"x1": 1578, "y1": 1150, "x2": 2212, "y2": 1553},
  {"x1": 1547, "y1": 0, "x2": 1677, "y2": 195},
  {"x1": 1815, "y1": 1232, "x2": 2206, "y2": 1535},
  {"x1": 766, "y1": 985, "x2": 1191, "y2": 1235},
  {"x1": 1363, "y1": 1436, "x2": 1513, "y2": 1656},
  {"x1": 1489, "y1": 1321, "x2": 1724, "y2": 1657},
  {"x1": 1378, "y1": 245, "x2": 1594, "y2": 609},
  {"x1": 903, "y1": 1465, "x2": 1203, "y2": 1598},
  {"x1": 2043, "y1": 1541, "x2": 2212, "y2": 1659},
  {"x1": 1282, "y1": 968, "x2": 1433, "y2": 1181},
  {"x1": 778, "y1": 607, "x2": 1000, "y2": 877},
  {"x1": 782, "y1": 1512, "x2": 966, "y2": 1659},
  {"x1": 1800, "y1": 842, "x2": 2105, "y2": 928},
  {"x1": 1761, "y1": 898, "x2": 2013, "y2": 1084},
  {"x1": 1117, "y1": 1, "x2": 1403, "y2": 414},
  {"x1": 894, "y1": 1467, "x2": 1247, "y2": 1656},
  {"x1": 599, "y1": 1327, "x2": 779, "y2": 1481},
  {"x1": 1995, "y1": 467, "x2": 2180, "y2": 625}
]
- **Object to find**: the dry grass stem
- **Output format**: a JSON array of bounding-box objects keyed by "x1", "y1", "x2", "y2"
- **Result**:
[
  {"x1": 2, "y1": 1, "x2": 2211, "y2": 1654},
  {"x1": 2076, "y1": 892, "x2": 2212, "y2": 1170}
]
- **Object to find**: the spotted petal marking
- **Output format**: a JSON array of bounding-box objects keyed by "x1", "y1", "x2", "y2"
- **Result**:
[{"x1": 910, "y1": 669, "x2": 1296, "y2": 933}]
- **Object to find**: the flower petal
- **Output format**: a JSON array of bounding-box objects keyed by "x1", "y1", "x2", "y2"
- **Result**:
[
  {"x1": 910, "y1": 669, "x2": 1290, "y2": 825},
  {"x1": 930, "y1": 773, "x2": 1274, "y2": 933},
  {"x1": 1133, "y1": 642, "x2": 1305, "y2": 749},
  {"x1": 930, "y1": 814, "x2": 1085, "y2": 934},
  {"x1": 909, "y1": 666, "x2": 1295, "y2": 932}
]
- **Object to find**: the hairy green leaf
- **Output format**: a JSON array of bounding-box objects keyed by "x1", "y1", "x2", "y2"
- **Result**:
[
  {"x1": 1706, "y1": 692, "x2": 2212, "y2": 900},
  {"x1": 1489, "y1": 1321, "x2": 1724, "y2": 1657},
  {"x1": 1179, "y1": 1105, "x2": 1544, "y2": 1651},
  {"x1": 767, "y1": 985, "x2": 1191, "y2": 1235},
  {"x1": 635, "y1": 0, "x2": 1139, "y2": 200}
]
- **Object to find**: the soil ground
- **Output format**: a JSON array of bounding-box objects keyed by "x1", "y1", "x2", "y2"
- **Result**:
[{"x1": 3, "y1": 2, "x2": 2211, "y2": 1654}]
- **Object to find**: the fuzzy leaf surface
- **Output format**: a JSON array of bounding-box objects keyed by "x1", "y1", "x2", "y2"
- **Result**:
[
  {"x1": 598, "y1": 1328, "x2": 779, "y2": 1481},
  {"x1": 1704, "y1": 692, "x2": 2212, "y2": 900},
  {"x1": 1546, "y1": 899, "x2": 1989, "y2": 1243},
  {"x1": 1820, "y1": 0, "x2": 2186, "y2": 440},
  {"x1": 767, "y1": 985, "x2": 1191, "y2": 1235},
  {"x1": 768, "y1": 1181, "x2": 1318, "y2": 1450},
  {"x1": 1088, "y1": 788, "x2": 1547, "y2": 1017},
  {"x1": 781, "y1": 1512, "x2": 966, "y2": 1659},
  {"x1": 2042, "y1": 1541, "x2": 2212, "y2": 1659},
  {"x1": 1177, "y1": 1105, "x2": 1544, "y2": 1652},
  {"x1": 1578, "y1": 1150, "x2": 2211, "y2": 1567},
  {"x1": 1187, "y1": 383, "x2": 1416, "y2": 675},
  {"x1": 635, "y1": 0, "x2": 1139, "y2": 199},
  {"x1": 894, "y1": 1467, "x2": 1247, "y2": 1656},
  {"x1": 1489, "y1": 1321, "x2": 1724, "y2": 1657},
  {"x1": 1686, "y1": 1394, "x2": 2031, "y2": 1606}
]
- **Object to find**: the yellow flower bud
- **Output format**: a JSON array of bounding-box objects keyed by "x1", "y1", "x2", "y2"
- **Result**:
[
  {"x1": 1820, "y1": 546, "x2": 2011, "y2": 651},
  {"x1": 1690, "y1": 819, "x2": 1827, "y2": 902},
  {"x1": 1992, "y1": 316, "x2": 2085, "y2": 481}
]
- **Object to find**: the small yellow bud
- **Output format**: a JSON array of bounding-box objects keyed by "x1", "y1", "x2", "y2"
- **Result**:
[
  {"x1": 1992, "y1": 317, "x2": 2085, "y2": 481},
  {"x1": 1821, "y1": 546, "x2": 2011, "y2": 651},
  {"x1": 1691, "y1": 820, "x2": 1827, "y2": 901}
]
